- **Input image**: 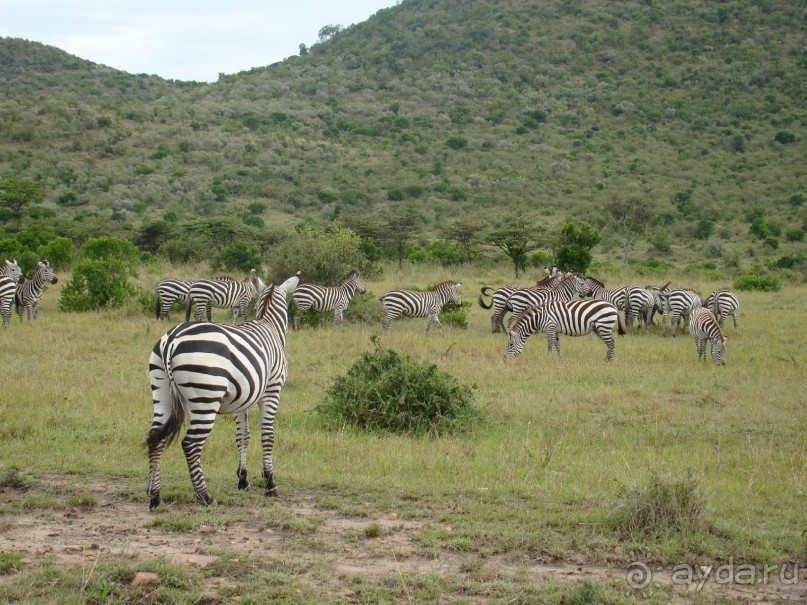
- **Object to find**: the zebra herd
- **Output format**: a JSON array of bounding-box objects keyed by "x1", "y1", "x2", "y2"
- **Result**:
[
  {"x1": 0, "y1": 259, "x2": 58, "y2": 327},
  {"x1": 478, "y1": 268, "x2": 739, "y2": 365}
]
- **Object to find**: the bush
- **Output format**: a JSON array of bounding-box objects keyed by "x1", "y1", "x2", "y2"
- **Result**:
[
  {"x1": 58, "y1": 258, "x2": 135, "y2": 311},
  {"x1": 210, "y1": 242, "x2": 262, "y2": 274},
  {"x1": 734, "y1": 267, "x2": 780, "y2": 292},
  {"x1": 82, "y1": 236, "x2": 139, "y2": 267},
  {"x1": 439, "y1": 300, "x2": 471, "y2": 329},
  {"x1": 317, "y1": 338, "x2": 483, "y2": 436},
  {"x1": 40, "y1": 236, "x2": 76, "y2": 271},
  {"x1": 609, "y1": 472, "x2": 705, "y2": 539}
]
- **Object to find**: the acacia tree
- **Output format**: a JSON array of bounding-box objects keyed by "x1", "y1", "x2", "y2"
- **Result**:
[
  {"x1": 554, "y1": 222, "x2": 601, "y2": 274},
  {"x1": 487, "y1": 214, "x2": 544, "y2": 277},
  {"x1": 0, "y1": 174, "x2": 45, "y2": 229},
  {"x1": 440, "y1": 217, "x2": 485, "y2": 261},
  {"x1": 382, "y1": 208, "x2": 421, "y2": 269},
  {"x1": 606, "y1": 198, "x2": 652, "y2": 268}
]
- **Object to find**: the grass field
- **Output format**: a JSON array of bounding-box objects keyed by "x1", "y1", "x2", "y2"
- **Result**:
[{"x1": 0, "y1": 263, "x2": 805, "y2": 604}]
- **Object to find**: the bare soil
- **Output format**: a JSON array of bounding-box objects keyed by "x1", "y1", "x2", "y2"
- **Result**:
[{"x1": 1, "y1": 479, "x2": 804, "y2": 604}]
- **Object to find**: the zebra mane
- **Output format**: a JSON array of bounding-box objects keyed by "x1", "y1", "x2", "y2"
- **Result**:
[
  {"x1": 586, "y1": 275, "x2": 605, "y2": 288},
  {"x1": 256, "y1": 284, "x2": 278, "y2": 320},
  {"x1": 340, "y1": 269, "x2": 360, "y2": 283},
  {"x1": 509, "y1": 303, "x2": 543, "y2": 333},
  {"x1": 534, "y1": 274, "x2": 553, "y2": 287},
  {"x1": 433, "y1": 280, "x2": 459, "y2": 290}
]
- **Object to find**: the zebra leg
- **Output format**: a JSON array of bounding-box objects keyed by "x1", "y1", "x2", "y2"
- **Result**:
[
  {"x1": 181, "y1": 411, "x2": 217, "y2": 506},
  {"x1": 259, "y1": 386, "x2": 282, "y2": 497},
  {"x1": 732, "y1": 312, "x2": 739, "y2": 334},
  {"x1": 146, "y1": 352, "x2": 173, "y2": 511},
  {"x1": 235, "y1": 411, "x2": 251, "y2": 491},
  {"x1": 671, "y1": 311, "x2": 682, "y2": 337},
  {"x1": 334, "y1": 307, "x2": 344, "y2": 327},
  {"x1": 428, "y1": 314, "x2": 444, "y2": 335},
  {"x1": 601, "y1": 327, "x2": 615, "y2": 362}
]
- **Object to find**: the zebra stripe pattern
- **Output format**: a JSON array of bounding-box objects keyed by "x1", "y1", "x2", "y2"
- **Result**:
[
  {"x1": 504, "y1": 273, "x2": 586, "y2": 330},
  {"x1": 505, "y1": 299, "x2": 624, "y2": 361},
  {"x1": 703, "y1": 289, "x2": 740, "y2": 334},
  {"x1": 660, "y1": 288, "x2": 703, "y2": 337},
  {"x1": 477, "y1": 271, "x2": 562, "y2": 334},
  {"x1": 15, "y1": 260, "x2": 57, "y2": 321},
  {"x1": 623, "y1": 285, "x2": 666, "y2": 331},
  {"x1": 1, "y1": 259, "x2": 22, "y2": 281},
  {"x1": 688, "y1": 307, "x2": 727, "y2": 365},
  {"x1": 155, "y1": 278, "x2": 194, "y2": 321},
  {"x1": 0, "y1": 259, "x2": 22, "y2": 328},
  {"x1": 380, "y1": 280, "x2": 462, "y2": 334},
  {"x1": 185, "y1": 270, "x2": 265, "y2": 324},
  {"x1": 291, "y1": 270, "x2": 366, "y2": 327},
  {"x1": 580, "y1": 276, "x2": 627, "y2": 310},
  {"x1": 146, "y1": 272, "x2": 300, "y2": 509}
]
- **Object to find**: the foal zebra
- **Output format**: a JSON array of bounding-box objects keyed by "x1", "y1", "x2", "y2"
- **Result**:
[
  {"x1": 380, "y1": 280, "x2": 462, "y2": 334},
  {"x1": 505, "y1": 299, "x2": 624, "y2": 361},
  {"x1": 291, "y1": 269, "x2": 365, "y2": 328},
  {"x1": 0, "y1": 260, "x2": 22, "y2": 328},
  {"x1": 703, "y1": 289, "x2": 740, "y2": 334},
  {"x1": 15, "y1": 260, "x2": 57, "y2": 321},
  {"x1": 660, "y1": 288, "x2": 703, "y2": 337},
  {"x1": 185, "y1": 270, "x2": 265, "y2": 324},
  {"x1": 688, "y1": 307, "x2": 727, "y2": 365},
  {"x1": 146, "y1": 272, "x2": 300, "y2": 509}
]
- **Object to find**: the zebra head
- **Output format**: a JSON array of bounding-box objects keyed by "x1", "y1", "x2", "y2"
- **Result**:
[
  {"x1": 39, "y1": 260, "x2": 58, "y2": 285},
  {"x1": 448, "y1": 281, "x2": 462, "y2": 307},
  {"x1": 344, "y1": 270, "x2": 365, "y2": 294},
  {"x1": 249, "y1": 268, "x2": 267, "y2": 297},
  {"x1": 712, "y1": 336, "x2": 727, "y2": 365},
  {"x1": 1, "y1": 259, "x2": 22, "y2": 283}
]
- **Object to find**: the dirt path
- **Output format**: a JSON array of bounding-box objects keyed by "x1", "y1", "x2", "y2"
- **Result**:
[{"x1": 1, "y1": 480, "x2": 803, "y2": 604}]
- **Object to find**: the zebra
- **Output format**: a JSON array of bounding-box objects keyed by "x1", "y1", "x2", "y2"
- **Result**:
[
  {"x1": 380, "y1": 280, "x2": 462, "y2": 334},
  {"x1": 155, "y1": 276, "x2": 237, "y2": 321},
  {"x1": 478, "y1": 272, "x2": 562, "y2": 334},
  {"x1": 505, "y1": 299, "x2": 625, "y2": 361},
  {"x1": 291, "y1": 269, "x2": 366, "y2": 328},
  {"x1": 1, "y1": 259, "x2": 22, "y2": 281},
  {"x1": 688, "y1": 307, "x2": 727, "y2": 365},
  {"x1": 703, "y1": 289, "x2": 740, "y2": 334},
  {"x1": 503, "y1": 273, "x2": 586, "y2": 330},
  {"x1": 146, "y1": 271, "x2": 300, "y2": 509},
  {"x1": 0, "y1": 260, "x2": 22, "y2": 328},
  {"x1": 185, "y1": 270, "x2": 265, "y2": 324},
  {"x1": 624, "y1": 282, "x2": 669, "y2": 331},
  {"x1": 14, "y1": 260, "x2": 58, "y2": 321},
  {"x1": 580, "y1": 276, "x2": 627, "y2": 310},
  {"x1": 659, "y1": 288, "x2": 703, "y2": 337}
]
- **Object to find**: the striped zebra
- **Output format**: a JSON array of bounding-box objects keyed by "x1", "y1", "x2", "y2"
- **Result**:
[
  {"x1": 155, "y1": 276, "x2": 236, "y2": 321},
  {"x1": 380, "y1": 280, "x2": 462, "y2": 334},
  {"x1": 703, "y1": 289, "x2": 740, "y2": 334},
  {"x1": 503, "y1": 273, "x2": 586, "y2": 330},
  {"x1": 505, "y1": 299, "x2": 624, "y2": 361},
  {"x1": 146, "y1": 271, "x2": 300, "y2": 509},
  {"x1": 689, "y1": 307, "x2": 727, "y2": 365},
  {"x1": 185, "y1": 270, "x2": 265, "y2": 324},
  {"x1": 291, "y1": 269, "x2": 366, "y2": 328},
  {"x1": 478, "y1": 271, "x2": 563, "y2": 334},
  {"x1": 15, "y1": 260, "x2": 57, "y2": 321},
  {"x1": 0, "y1": 260, "x2": 22, "y2": 328},
  {"x1": 624, "y1": 282, "x2": 669, "y2": 331},
  {"x1": 580, "y1": 276, "x2": 627, "y2": 310},
  {"x1": 660, "y1": 288, "x2": 703, "y2": 337}
]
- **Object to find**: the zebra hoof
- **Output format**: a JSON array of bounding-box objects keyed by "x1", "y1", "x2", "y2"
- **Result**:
[
  {"x1": 265, "y1": 486, "x2": 279, "y2": 497},
  {"x1": 149, "y1": 494, "x2": 161, "y2": 511},
  {"x1": 195, "y1": 492, "x2": 216, "y2": 506},
  {"x1": 238, "y1": 477, "x2": 250, "y2": 491}
]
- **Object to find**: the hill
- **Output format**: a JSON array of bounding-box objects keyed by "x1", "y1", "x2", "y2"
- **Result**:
[{"x1": 0, "y1": 0, "x2": 805, "y2": 271}]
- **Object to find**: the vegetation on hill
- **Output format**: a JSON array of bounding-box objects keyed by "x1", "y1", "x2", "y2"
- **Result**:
[{"x1": 0, "y1": 0, "x2": 805, "y2": 276}]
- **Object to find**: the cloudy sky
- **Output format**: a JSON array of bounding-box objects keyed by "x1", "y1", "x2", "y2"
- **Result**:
[{"x1": 0, "y1": 0, "x2": 400, "y2": 82}]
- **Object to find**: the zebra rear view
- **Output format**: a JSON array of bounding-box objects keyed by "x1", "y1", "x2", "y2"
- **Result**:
[
  {"x1": 380, "y1": 280, "x2": 462, "y2": 335},
  {"x1": 146, "y1": 272, "x2": 300, "y2": 510},
  {"x1": 186, "y1": 270, "x2": 265, "y2": 324}
]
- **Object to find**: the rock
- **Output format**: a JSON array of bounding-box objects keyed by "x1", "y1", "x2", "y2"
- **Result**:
[
  {"x1": 131, "y1": 572, "x2": 160, "y2": 588},
  {"x1": 63, "y1": 545, "x2": 82, "y2": 553}
]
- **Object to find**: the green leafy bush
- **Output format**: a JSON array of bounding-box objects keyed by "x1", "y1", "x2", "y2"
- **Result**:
[
  {"x1": 210, "y1": 242, "x2": 262, "y2": 274},
  {"x1": 58, "y1": 258, "x2": 135, "y2": 311},
  {"x1": 317, "y1": 338, "x2": 482, "y2": 436},
  {"x1": 734, "y1": 267, "x2": 780, "y2": 292}
]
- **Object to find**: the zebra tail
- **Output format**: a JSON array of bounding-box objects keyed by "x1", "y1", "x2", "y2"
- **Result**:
[
  {"x1": 155, "y1": 291, "x2": 161, "y2": 320},
  {"x1": 145, "y1": 365, "x2": 187, "y2": 450},
  {"x1": 617, "y1": 315, "x2": 626, "y2": 336},
  {"x1": 478, "y1": 287, "x2": 493, "y2": 309}
]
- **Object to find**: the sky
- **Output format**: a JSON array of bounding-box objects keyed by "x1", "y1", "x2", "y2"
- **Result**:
[{"x1": 0, "y1": 1, "x2": 401, "y2": 82}]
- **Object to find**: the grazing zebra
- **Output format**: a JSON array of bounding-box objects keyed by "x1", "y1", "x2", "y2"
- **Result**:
[
  {"x1": 505, "y1": 299, "x2": 624, "y2": 361},
  {"x1": 291, "y1": 269, "x2": 366, "y2": 328},
  {"x1": 155, "y1": 278, "x2": 194, "y2": 321},
  {"x1": 624, "y1": 282, "x2": 669, "y2": 331},
  {"x1": 0, "y1": 260, "x2": 22, "y2": 328},
  {"x1": 580, "y1": 276, "x2": 627, "y2": 310},
  {"x1": 380, "y1": 280, "x2": 462, "y2": 334},
  {"x1": 146, "y1": 271, "x2": 300, "y2": 509},
  {"x1": 703, "y1": 289, "x2": 740, "y2": 334},
  {"x1": 688, "y1": 307, "x2": 727, "y2": 365},
  {"x1": 478, "y1": 272, "x2": 562, "y2": 334},
  {"x1": 660, "y1": 288, "x2": 703, "y2": 337},
  {"x1": 185, "y1": 270, "x2": 265, "y2": 324},
  {"x1": 504, "y1": 273, "x2": 587, "y2": 330},
  {"x1": 1, "y1": 259, "x2": 22, "y2": 281},
  {"x1": 14, "y1": 260, "x2": 57, "y2": 321}
]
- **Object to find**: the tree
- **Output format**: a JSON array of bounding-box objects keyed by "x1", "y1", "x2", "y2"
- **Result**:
[
  {"x1": 381, "y1": 208, "x2": 421, "y2": 269},
  {"x1": 0, "y1": 174, "x2": 45, "y2": 229},
  {"x1": 605, "y1": 198, "x2": 652, "y2": 268},
  {"x1": 181, "y1": 216, "x2": 258, "y2": 254},
  {"x1": 441, "y1": 218, "x2": 485, "y2": 261},
  {"x1": 487, "y1": 214, "x2": 544, "y2": 278},
  {"x1": 318, "y1": 24, "x2": 343, "y2": 43},
  {"x1": 554, "y1": 222, "x2": 601, "y2": 274}
]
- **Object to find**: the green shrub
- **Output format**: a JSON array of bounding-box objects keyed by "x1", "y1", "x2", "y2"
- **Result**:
[
  {"x1": 440, "y1": 300, "x2": 471, "y2": 329},
  {"x1": 317, "y1": 338, "x2": 482, "y2": 436},
  {"x1": 210, "y1": 242, "x2": 262, "y2": 274},
  {"x1": 734, "y1": 268, "x2": 780, "y2": 292},
  {"x1": 58, "y1": 258, "x2": 135, "y2": 311},
  {"x1": 82, "y1": 236, "x2": 139, "y2": 267},
  {"x1": 288, "y1": 301, "x2": 333, "y2": 329},
  {"x1": 40, "y1": 236, "x2": 76, "y2": 271}
]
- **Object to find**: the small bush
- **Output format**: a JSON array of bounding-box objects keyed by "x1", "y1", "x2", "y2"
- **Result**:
[
  {"x1": 609, "y1": 472, "x2": 705, "y2": 539},
  {"x1": 59, "y1": 258, "x2": 135, "y2": 311},
  {"x1": 317, "y1": 338, "x2": 483, "y2": 436},
  {"x1": 0, "y1": 466, "x2": 28, "y2": 490},
  {"x1": 439, "y1": 300, "x2": 471, "y2": 329},
  {"x1": 735, "y1": 268, "x2": 780, "y2": 292}
]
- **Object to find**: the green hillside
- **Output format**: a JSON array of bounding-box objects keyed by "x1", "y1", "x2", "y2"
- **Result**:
[{"x1": 0, "y1": 0, "x2": 805, "y2": 271}]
